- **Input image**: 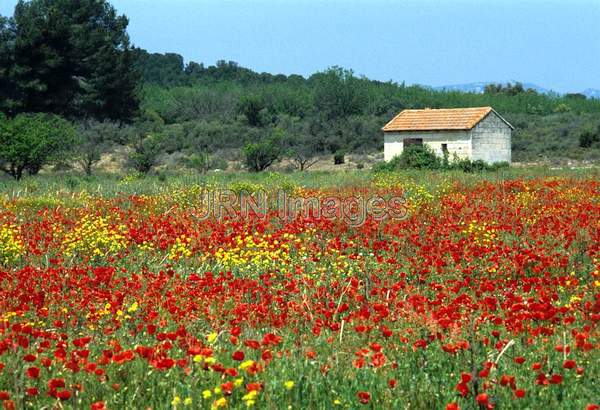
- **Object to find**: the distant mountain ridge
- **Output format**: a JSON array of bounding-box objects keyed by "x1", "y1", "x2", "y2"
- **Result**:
[
  {"x1": 582, "y1": 88, "x2": 600, "y2": 99},
  {"x1": 432, "y1": 81, "x2": 600, "y2": 99}
]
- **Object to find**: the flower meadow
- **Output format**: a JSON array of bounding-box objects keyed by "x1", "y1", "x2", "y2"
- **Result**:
[{"x1": 0, "y1": 172, "x2": 599, "y2": 409}]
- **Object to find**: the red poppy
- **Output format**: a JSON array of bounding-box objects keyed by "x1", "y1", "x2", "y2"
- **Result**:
[
  {"x1": 244, "y1": 340, "x2": 260, "y2": 350},
  {"x1": 25, "y1": 388, "x2": 38, "y2": 397},
  {"x1": 476, "y1": 393, "x2": 489, "y2": 406},
  {"x1": 26, "y1": 367, "x2": 40, "y2": 379},
  {"x1": 246, "y1": 383, "x2": 262, "y2": 392},
  {"x1": 549, "y1": 374, "x2": 563, "y2": 385},
  {"x1": 261, "y1": 350, "x2": 273, "y2": 362},
  {"x1": 56, "y1": 390, "x2": 71, "y2": 401},
  {"x1": 357, "y1": 391, "x2": 371, "y2": 405},
  {"x1": 48, "y1": 378, "x2": 65, "y2": 389},
  {"x1": 562, "y1": 360, "x2": 576, "y2": 369},
  {"x1": 23, "y1": 354, "x2": 36, "y2": 362},
  {"x1": 91, "y1": 402, "x2": 107, "y2": 410},
  {"x1": 2, "y1": 400, "x2": 15, "y2": 410},
  {"x1": 446, "y1": 403, "x2": 460, "y2": 410},
  {"x1": 221, "y1": 382, "x2": 234, "y2": 396},
  {"x1": 232, "y1": 351, "x2": 245, "y2": 361},
  {"x1": 456, "y1": 382, "x2": 469, "y2": 397}
]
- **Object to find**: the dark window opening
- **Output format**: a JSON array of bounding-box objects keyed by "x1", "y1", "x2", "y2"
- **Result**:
[
  {"x1": 403, "y1": 138, "x2": 423, "y2": 146},
  {"x1": 441, "y1": 143, "x2": 449, "y2": 154}
]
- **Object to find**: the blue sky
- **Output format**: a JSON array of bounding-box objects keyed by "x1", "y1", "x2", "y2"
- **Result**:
[{"x1": 2, "y1": 0, "x2": 599, "y2": 92}]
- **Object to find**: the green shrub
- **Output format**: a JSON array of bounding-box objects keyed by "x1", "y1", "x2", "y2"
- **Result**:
[
  {"x1": 243, "y1": 138, "x2": 281, "y2": 172},
  {"x1": 375, "y1": 147, "x2": 510, "y2": 173},
  {"x1": 397, "y1": 145, "x2": 441, "y2": 170},
  {"x1": 579, "y1": 129, "x2": 600, "y2": 148},
  {"x1": 183, "y1": 152, "x2": 211, "y2": 174},
  {"x1": 333, "y1": 151, "x2": 345, "y2": 165},
  {"x1": 128, "y1": 134, "x2": 163, "y2": 174},
  {"x1": 0, "y1": 113, "x2": 75, "y2": 180}
]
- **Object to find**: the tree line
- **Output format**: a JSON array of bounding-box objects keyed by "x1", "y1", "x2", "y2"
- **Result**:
[{"x1": 1, "y1": 0, "x2": 600, "y2": 180}]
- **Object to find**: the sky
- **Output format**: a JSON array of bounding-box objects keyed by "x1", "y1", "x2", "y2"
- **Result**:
[{"x1": 1, "y1": 0, "x2": 599, "y2": 93}]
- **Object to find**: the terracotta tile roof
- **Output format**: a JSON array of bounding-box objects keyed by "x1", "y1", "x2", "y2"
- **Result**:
[{"x1": 382, "y1": 107, "x2": 497, "y2": 132}]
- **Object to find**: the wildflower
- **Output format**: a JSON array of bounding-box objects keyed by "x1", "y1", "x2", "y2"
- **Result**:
[
  {"x1": 172, "y1": 396, "x2": 181, "y2": 406},
  {"x1": 212, "y1": 397, "x2": 227, "y2": 409},
  {"x1": 127, "y1": 301, "x2": 139, "y2": 313},
  {"x1": 243, "y1": 391, "x2": 258, "y2": 400},
  {"x1": 56, "y1": 390, "x2": 71, "y2": 401},
  {"x1": 232, "y1": 351, "x2": 245, "y2": 361},
  {"x1": 26, "y1": 367, "x2": 40, "y2": 379},
  {"x1": 357, "y1": 391, "x2": 371, "y2": 405},
  {"x1": 476, "y1": 393, "x2": 489, "y2": 406},
  {"x1": 202, "y1": 390, "x2": 212, "y2": 399},
  {"x1": 239, "y1": 360, "x2": 255, "y2": 370},
  {"x1": 25, "y1": 388, "x2": 38, "y2": 397},
  {"x1": 207, "y1": 332, "x2": 219, "y2": 344},
  {"x1": 183, "y1": 397, "x2": 192, "y2": 406},
  {"x1": 284, "y1": 380, "x2": 294, "y2": 390}
]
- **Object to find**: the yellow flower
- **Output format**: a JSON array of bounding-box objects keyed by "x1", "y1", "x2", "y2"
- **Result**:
[
  {"x1": 204, "y1": 357, "x2": 216, "y2": 365},
  {"x1": 128, "y1": 301, "x2": 139, "y2": 313},
  {"x1": 284, "y1": 380, "x2": 295, "y2": 390},
  {"x1": 239, "y1": 360, "x2": 255, "y2": 370},
  {"x1": 242, "y1": 391, "x2": 258, "y2": 401},
  {"x1": 183, "y1": 397, "x2": 192, "y2": 406},
  {"x1": 207, "y1": 332, "x2": 218, "y2": 344},
  {"x1": 213, "y1": 387, "x2": 221, "y2": 395},
  {"x1": 193, "y1": 354, "x2": 203, "y2": 363},
  {"x1": 202, "y1": 390, "x2": 212, "y2": 399},
  {"x1": 234, "y1": 378, "x2": 244, "y2": 387},
  {"x1": 172, "y1": 396, "x2": 181, "y2": 406},
  {"x1": 333, "y1": 399, "x2": 342, "y2": 405},
  {"x1": 569, "y1": 295, "x2": 582, "y2": 303},
  {"x1": 212, "y1": 397, "x2": 227, "y2": 409}
]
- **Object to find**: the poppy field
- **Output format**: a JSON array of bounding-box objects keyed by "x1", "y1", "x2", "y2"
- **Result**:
[{"x1": 0, "y1": 171, "x2": 599, "y2": 409}]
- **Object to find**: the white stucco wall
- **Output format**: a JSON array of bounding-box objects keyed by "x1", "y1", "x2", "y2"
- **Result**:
[
  {"x1": 470, "y1": 113, "x2": 512, "y2": 163},
  {"x1": 383, "y1": 130, "x2": 471, "y2": 162}
]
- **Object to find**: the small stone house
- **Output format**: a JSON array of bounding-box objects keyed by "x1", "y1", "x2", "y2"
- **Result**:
[{"x1": 382, "y1": 107, "x2": 513, "y2": 164}]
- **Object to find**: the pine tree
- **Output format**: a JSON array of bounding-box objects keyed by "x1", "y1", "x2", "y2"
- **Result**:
[{"x1": 2, "y1": 0, "x2": 140, "y2": 121}]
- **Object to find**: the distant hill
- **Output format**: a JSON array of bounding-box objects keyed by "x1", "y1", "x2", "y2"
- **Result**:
[
  {"x1": 433, "y1": 81, "x2": 550, "y2": 94},
  {"x1": 582, "y1": 89, "x2": 600, "y2": 99},
  {"x1": 435, "y1": 82, "x2": 600, "y2": 99}
]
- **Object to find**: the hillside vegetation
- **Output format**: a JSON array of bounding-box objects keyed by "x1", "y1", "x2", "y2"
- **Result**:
[{"x1": 1, "y1": 1, "x2": 600, "y2": 179}]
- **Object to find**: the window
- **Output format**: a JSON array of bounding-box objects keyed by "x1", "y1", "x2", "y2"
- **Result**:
[
  {"x1": 403, "y1": 138, "x2": 423, "y2": 146},
  {"x1": 441, "y1": 143, "x2": 449, "y2": 154}
]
